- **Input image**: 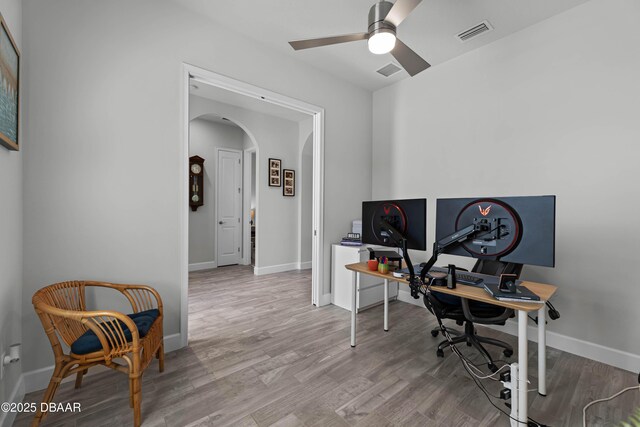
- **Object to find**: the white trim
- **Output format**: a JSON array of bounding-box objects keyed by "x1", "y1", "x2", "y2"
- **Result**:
[
  {"x1": 397, "y1": 287, "x2": 640, "y2": 373},
  {"x1": 188, "y1": 261, "x2": 217, "y2": 272},
  {"x1": 297, "y1": 261, "x2": 313, "y2": 270},
  {"x1": 182, "y1": 64, "x2": 326, "y2": 329},
  {"x1": 180, "y1": 66, "x2": 191, "y2": 348},
  {"x1": 297, "y1": 128, "x2": 313, "y2": 272},
  {"x1": 163, "y1": 333, "x2": 183, "y2": 353},
  {"x1": 320, "y1": 293, "x2": 332, "y2": 306},
  {"x1": 311, "y1": 111, "x2": 325, "y2": 306},
  {"x1": 0, "y1": 374, "x2": 25, "y2": 427},
  {"x1": 254, "y1": 262, "x2": 299, "y2": 276},
  {"x1": 242, "y1": 148, "x2": 256, "y2": 265},
  {"x1": 22, "y1": 334, "x2": 182, "y2": 394},
  {"x1": 486, "y1": 321, "x2": 640, "y2": 374},
  {"x1": 23, "y1": 365, "x2": 54, "y2": 394}
]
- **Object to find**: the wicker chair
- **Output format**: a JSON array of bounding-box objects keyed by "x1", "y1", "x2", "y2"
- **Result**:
[{"x1": 32, "y1": 281, "x2": 164, "y2": 427}]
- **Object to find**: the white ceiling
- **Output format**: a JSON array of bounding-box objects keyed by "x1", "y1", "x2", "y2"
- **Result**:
[
  {"x1": 190, "y1": 81, "x2": 311, "y2": 123},
  {"x1": 174, "y1": 0, "x2": 590, "y2": 91}
]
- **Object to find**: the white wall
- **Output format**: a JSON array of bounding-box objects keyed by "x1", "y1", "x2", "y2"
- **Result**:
[
  {"x1": 191, "y1": 96, "x2": 302, "y2": 271},
  {"x1": 21, "y1": 0, "x2": 372, "y2": 384},
  {"x1": 188, "y1": 118, "x2": 245, "y2": 265},
  {"x1": 373, "y1": 0, "x2": 640, "y2": 365},
  {"x1": 0, "y1": 0, "x2": 23, "y2": 422}
]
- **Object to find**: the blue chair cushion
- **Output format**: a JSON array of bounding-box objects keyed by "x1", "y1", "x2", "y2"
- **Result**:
[{"x1": 71, "y1": 309, "x2": 160, "y2": 355}]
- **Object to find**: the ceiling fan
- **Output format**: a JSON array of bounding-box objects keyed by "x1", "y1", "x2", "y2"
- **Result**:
[{"x1": 288, "y1": 0, "x2": 430, "y2": 77}]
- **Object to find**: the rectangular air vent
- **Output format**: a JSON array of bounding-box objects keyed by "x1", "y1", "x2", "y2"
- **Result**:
[
  {"x1": 456, "y1": 20, "x2": 493, "y2": 43},
  {"x1": 376, "y1": 63, "x2": 402, "y2": 77}
]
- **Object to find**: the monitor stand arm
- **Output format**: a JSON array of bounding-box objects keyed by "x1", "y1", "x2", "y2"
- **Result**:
[
  {"x1": 412, "y1": 224, "x2": 478, "y2": 299},
  {"x1": 377, "y1": 220, "x2": 415, "y2": 286}
]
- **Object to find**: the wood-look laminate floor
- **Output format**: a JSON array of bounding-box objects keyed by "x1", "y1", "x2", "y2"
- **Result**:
[{"x1": 15, "y1": 265, "x2": 639, "y2": 427}]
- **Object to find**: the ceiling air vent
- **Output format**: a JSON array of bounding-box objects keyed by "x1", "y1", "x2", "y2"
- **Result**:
[
  {"x1": 456, "y1": 20, "x2": 493, "y2": 43},
  {"x1": 376, "y1": 63, "x2": 402, "y2": 77}
]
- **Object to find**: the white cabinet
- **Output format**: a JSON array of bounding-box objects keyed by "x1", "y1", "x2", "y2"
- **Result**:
[{"x1": 331, "y1": 244, "x2": 399, "y2": 312}]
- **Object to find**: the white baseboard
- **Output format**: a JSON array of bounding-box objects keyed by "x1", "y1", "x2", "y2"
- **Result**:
[
  {"x1": 486, "y1": 321, "x2": 640, "y2": 374},
  {"x1": 188, "y1": 261, "x2": 217, "y2": 272},
  {"x1": 297, "y1": 261, "x2": 312, "y2": 270},
  {"x1": 0, "y1": 373, "x2": 25, "y2": 427},
  {"x1": 398, "y1": 289, "x2": 640, "y2": 373},
  {"x1": 23, "y1": 333, "x2": 183, "y2": 394},
  {"x1": 163, "y1": 333, "x2": 183, "y2": 353},
  {"x1": 319, "y1": 293, "x2": 332, "y2": 306},
  {"x1": 254, "y1": 262, "x2": 298, "y2": 275}
]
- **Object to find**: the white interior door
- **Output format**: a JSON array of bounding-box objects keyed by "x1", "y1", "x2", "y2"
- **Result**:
[{"x1": 217, "y1": 149, "x2": 242, "y2": 266}]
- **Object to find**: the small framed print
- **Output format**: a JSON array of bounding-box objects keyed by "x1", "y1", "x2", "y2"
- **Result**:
[
  {"x1": 269, "y1": 158, "x2": 281, "y2": 187},
  {"x1": 283, "y1": 169, "x2": 295, "y2": 197}
]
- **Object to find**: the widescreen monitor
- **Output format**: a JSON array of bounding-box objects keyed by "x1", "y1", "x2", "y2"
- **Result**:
[
  {"x1": 435, "y1": 195, "x2": 555, "y2": 267},
  {"x1": 362, "y1": 199, "x2": 427, "y2": 250}
]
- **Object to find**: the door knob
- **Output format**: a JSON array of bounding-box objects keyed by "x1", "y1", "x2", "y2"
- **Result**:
[{"x1": 219, "y1": 221, "x2": 224, "y2": 224}]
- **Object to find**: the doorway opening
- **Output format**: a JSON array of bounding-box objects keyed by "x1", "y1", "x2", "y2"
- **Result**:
[
  {"x1": 181, "y1": 64, "x2": 326, "y2": 347},
  {"x1": 188, "y1": 115, "x2": 255, "y2": 271}
]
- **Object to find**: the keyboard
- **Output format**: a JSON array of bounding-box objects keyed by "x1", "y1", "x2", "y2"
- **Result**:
[
  {"x1": 429, "y1": 267, "x2": 486, "y2": 287},
  {"x1": 393, "y1": 265, "x2": 499, "y2": 288}
]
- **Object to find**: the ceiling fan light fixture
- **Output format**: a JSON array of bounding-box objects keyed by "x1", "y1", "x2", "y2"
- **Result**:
[{"x1": 368, "y1": 29, "x2": 396, "y2": 55}]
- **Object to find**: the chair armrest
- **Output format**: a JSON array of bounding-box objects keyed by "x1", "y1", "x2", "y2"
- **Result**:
[
  {"x1": 34, "y1": 302, "x2": 141, "y2": 357},
  {"x1": 80, "y1": 310, "x2": 142, "y2": 357},
  {"x1": 120, "y1": 285, "x2": 163, "y2": 314},
  {"x1": 460, "y1": 298, "x2": 513, "y2": 324},
  {"x1": 84, "y1": 281, "x2": 163, "y2": 315}
]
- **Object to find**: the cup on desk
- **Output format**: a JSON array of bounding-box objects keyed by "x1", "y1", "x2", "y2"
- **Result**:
[
  {"x1": 367, "y1": 259, "x2": 379, "y2": 271},
  {"x1": 377, "y1": 263, "x2": 389, "y2": 274}
]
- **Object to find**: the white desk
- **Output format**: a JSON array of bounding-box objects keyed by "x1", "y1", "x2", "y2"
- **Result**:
[{"x1": 345, "y1": 262, "x2": 558, "y2": 426}]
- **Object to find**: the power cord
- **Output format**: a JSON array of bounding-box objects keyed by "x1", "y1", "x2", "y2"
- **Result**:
[
  {"x1": 582, "y1": 384, "x2": 640, "y2": 427},
  {"x1": 422, "y1": 282, "x2": 549, "y2": 426}
]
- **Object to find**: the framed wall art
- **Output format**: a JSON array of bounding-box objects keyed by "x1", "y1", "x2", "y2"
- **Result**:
[
  {"x1": 0, "y1": 14, "x2": 20, "y2": 151},
  {"x1": 269, "y1": 158, "x2": 281, "y2": 187},
  {"x1": 283, "y1": 169, "x2": 295, "y2": 197}
]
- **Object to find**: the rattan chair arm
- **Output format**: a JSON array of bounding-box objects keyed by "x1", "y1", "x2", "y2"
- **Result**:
[
  {"x1": 34, "y1": 302, "x2": 141, "y2": 356},
  {"x1": 120, "y1": 285, "x2": 163, "y2": 314},
  {"x1": 80, "y1": 310, "x2": 141, "y2": 356},
  {"x1": 83, "y1": 281, "x2": 163, "y2": 314}
]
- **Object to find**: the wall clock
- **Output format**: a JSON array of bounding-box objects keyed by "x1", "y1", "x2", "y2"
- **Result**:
[{"x1": 189, "y1": 155, "x2": 205, "y2": 211}]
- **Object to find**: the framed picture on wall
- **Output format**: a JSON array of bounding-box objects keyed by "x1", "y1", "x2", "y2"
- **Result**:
[
  {"x1": 0, "y1": 15, "x2": 20, "y2": 151},
  {"x1": 269, "y1": 158, "x2": 281, "y2": 187},
  {"x1": 283, "y1": 169, "x2": 295, "y2": 197}
]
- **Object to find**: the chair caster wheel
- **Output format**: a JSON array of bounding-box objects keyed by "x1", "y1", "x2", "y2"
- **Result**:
[
  {"x1": 488, "y1": 363, "x2": 498, "y2": 373},
  {"x1": 503, "y1": 349, "x2": 513, "y2": 358},
  {"x1": 436, "y1": 349, "x2": 444, "y2": 358},
  {"x1": 431, "y1": 330, "x2": 439, "y2": 337}
]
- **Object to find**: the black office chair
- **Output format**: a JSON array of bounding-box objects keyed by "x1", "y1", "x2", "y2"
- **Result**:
[{"x1": 425, "y1": 260, "x2": 523, "y2": 370}]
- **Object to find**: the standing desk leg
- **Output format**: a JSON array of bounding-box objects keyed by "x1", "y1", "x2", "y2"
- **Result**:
[
  {"x1": 383, "y1": 278, "x2": 389, "y2": 332},
  {"x1": 517, "y1": 310, "x2": 528, "y2": 424},
  {"x1": 538, "y1": 305, "x2": 547, "y2": 396},
  {"x1": 351, "y1": 271, "x2": 358, "y2": 347}
]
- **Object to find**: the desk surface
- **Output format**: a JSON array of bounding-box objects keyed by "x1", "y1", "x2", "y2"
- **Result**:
[{"x1": 345, "y1": 262, "x2": 557, "y2": 313}]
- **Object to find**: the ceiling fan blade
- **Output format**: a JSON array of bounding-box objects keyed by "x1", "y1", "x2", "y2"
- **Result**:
[
  {"x1": 384, "y1": 0, "x2": 423, "y2": 27},
  {"x1": 289, "y1": 33, "x2": 368, "y2": 50},
  {"x1": 390, "y1": 38, "x2": 430, "y2": 76}
]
